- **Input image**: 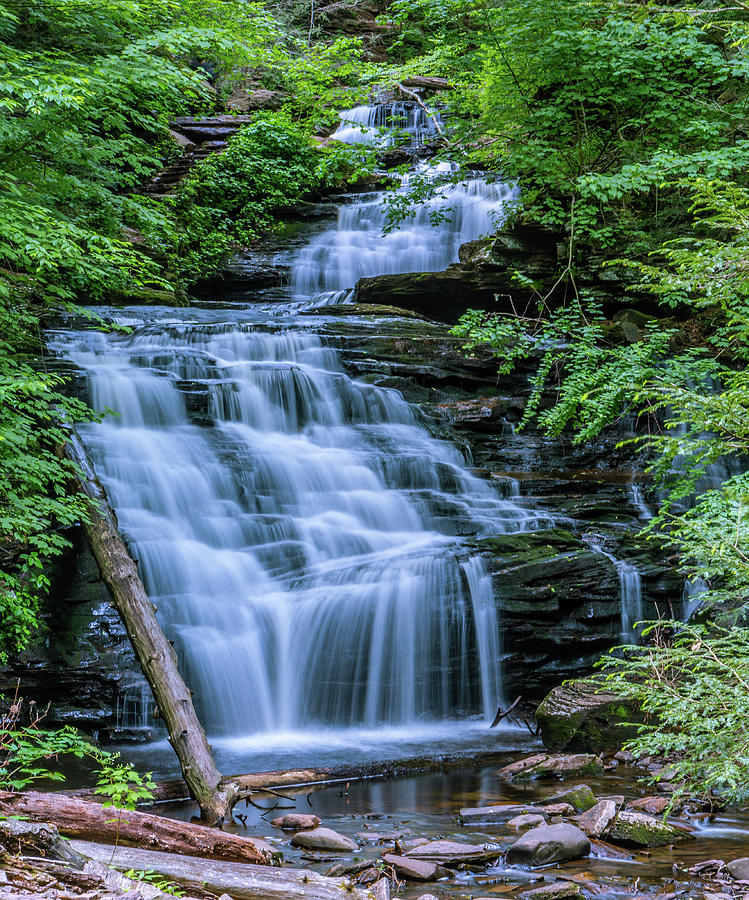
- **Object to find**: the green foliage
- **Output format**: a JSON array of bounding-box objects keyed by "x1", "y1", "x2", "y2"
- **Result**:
[
  {"x1": 168, "y1": 113, "x2": 319, "y2": 281},
  {"x1": 599, "y1": 622, "x2": 749, "y2": 804},
  {"x1": 1, "y1": 696, "x2": 152, "y2": 806},
  {"x1": 123, "y1": 869, "x2": 185, "y2": 897},
  {"x1": 95, "y1": 755, "x2": 155, "y2": 811}
]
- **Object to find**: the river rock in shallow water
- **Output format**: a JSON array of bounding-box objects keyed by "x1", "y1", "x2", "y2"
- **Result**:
[
  {"x1": 606, "y1": 810, "x2": 688, "y2": 848},
  {"x1": 405, "y1": 839, "x2": 501, "y2": 865},
  {"x1": 547, "y1": 785, "x2": 597, "y2": 813},
  {"x1": 578, "y1": 799, "x2": 617, "y2": 837},
  {"x1": 498, "y1": 754, "x2": 603, "y2": 782},
  {"x1": 381, "y1": 854, "x2": 447, "y2": 881},
  {"x1": 291, "y1": 828, "x2": 358, "y2": 852},
  {"x1": 271, "y1": 813, "x2": 321, "y2": 830},
  {"x1": 506, "y1": 824, "x2": 590, "y2": 866}
]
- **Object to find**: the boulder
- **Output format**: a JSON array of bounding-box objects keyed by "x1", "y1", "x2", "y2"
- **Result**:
[
  {"x1": 519, "y1": 882, "x2": 581, "y2": 900},
  {"x1": 271, "y1": 813, "x2": 321, "y2": 830},
  {"x1": 406, "y1": 839, "x2": 501, "y2": 865},
  {"x1": 499, "y1": 754, "x2": 603, "y2": 782},
  {"x1": 578, "y1": 800, "x2": 617, "y2": 838},
  {"x1": 381, "y1": 854, "x2": 446, "y2": 881},
  {"x1": 290, "y1": 827, "x2": 358, "y2": 852},
  {"x1": 606, "y1": 811, "x2": 688, "y2": 848},
  {"x1": 629, "y1": 796, "x2": 670, "y2": 815},
  {"x1": 506, "y1": 824, "x2": 590, "y2": 867},
  {"x1": 535, "y1": 679, "x2": 641, "y2": 753},
  {"x1": 548, "y1": 785, "x2": 597, "y2": 813},
  {"x1": 225, "y1": 88, "x2": 288, "y2": 113},
  {"x1": 723, "y1": 858, "x2": 749, "y2": 880},
  {"x1": 508, "y1": 814, "x2": 547, "y2": 830},
  {"x1": 540, "y1": 803, "x2": 576, "y2": 817}
]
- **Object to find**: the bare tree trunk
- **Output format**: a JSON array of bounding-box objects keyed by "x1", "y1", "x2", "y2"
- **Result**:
[
  {"x1": 0, "y1": 791, "x2": 267, "y2": 864},
  {"x1": 65, "y1": 431, "x2": 239, "y2": 826}
]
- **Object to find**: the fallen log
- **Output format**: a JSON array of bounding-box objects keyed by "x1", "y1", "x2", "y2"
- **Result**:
[
  {"x1": 0, "y1": 790, "x2": 268, "y2": 865},
  {"x1": 64, "y1": 431, "x2": 238, "y2": 826},
  {"x1": 73, "y1": 841, "x2": 373, "y2": 900}
]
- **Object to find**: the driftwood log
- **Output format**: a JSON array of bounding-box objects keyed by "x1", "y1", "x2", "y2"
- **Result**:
[
  {"x1": 63, "y1": 431, "x2": 240, "y2": 826},
  {"x1": 0, "y1": 790, "x2": 268, "y2": 864}
]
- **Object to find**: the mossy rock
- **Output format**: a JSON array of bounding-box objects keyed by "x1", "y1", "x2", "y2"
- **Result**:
[
  {"x1": 536, "y1": 678, "x2": 642, "y2": 753},
  {"x1": 607, "y1": 810, "x2": 689, "y2": 848}
]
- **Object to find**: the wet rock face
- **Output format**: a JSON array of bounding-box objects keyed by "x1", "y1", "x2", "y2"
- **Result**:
[{"x1": 0, "y1": 529, "x2": 150, "y2": 739}]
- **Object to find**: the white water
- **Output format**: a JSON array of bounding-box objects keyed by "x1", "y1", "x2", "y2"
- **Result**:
[
  {"x1": 48, "y1": 104, "x2": 549, "y2": 745},
  {"x1": 584, "y1": 538, "x2": 644, "y2": 642},
  {"x1": 51, "y1": 312, "x2": 548, "y2": 737},
  {"x1": 330, "y1": 102, "x2": 442, "y2": 146}
]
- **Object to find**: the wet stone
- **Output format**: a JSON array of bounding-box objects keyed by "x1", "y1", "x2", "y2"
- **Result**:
[
  {"x1": 290, "y1": 827, "x2": 358, "y2": 852},
  {"x1": 629, "y1": 796, "x2": 671, "y2": 815},
  {"x1": 405, "y1": 839, "x2": 502, "y2": 865},
  {"x1": 578, "y1": 799, "x2": 617, "y2": 837},
  {"x1": 381, "y1": 854, "x2": 447, "y2": 881},
  {"x1": 725, "y1": 858, "x2": 749, "y2": 880},
  {"x1": 508, "y1": 814, "x2": 547, "y2": 830},
  {"x1": 461, "y1": 804, "x2": 540, "y2": 824},
  {"x1": 519, "y1": 882, "x2": 582, "y2": 900},
  {"x1": 506, "y1": 824, "x2": 590, "y2": 867},
  {"x1": 271, "y1": 813, "x2": 321, "y2": 830},
  {"x1": 607, "y1": 810, "x2": 688, "y2": 848},
  {"x1": 499, "y1": 754, "x2": 604, "y2": 782},
  {"x1": 548, "y1": 785, "x2": 597, "y2": 812}
]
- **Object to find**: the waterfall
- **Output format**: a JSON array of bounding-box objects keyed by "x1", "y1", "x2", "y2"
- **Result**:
[
  {"x1": 584, "y1": 538, "x2": 644, "y2": 642},
  {"x1": 330, "y1": 102, "x2": 442, "y2": 146},
  {"x1": 291, "y1": 175, "x2": 516, "y2": 296},
  {"x1": 48, "y1": 102, "x2": 545, "y2": 744},
  {"x1": 51, "y1": 317, "x2": 548, "y2": 737}
]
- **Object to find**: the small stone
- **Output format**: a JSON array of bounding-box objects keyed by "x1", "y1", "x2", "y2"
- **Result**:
[
  {"x1": 356, "y1": 867, "x2": 381, "y2": 885},
  {"x1": 506, "y1": 824, "x2": 590, "y2": 866},
  {"x1": 356, "y1": 830, "x2": 403, "y2": 842},
  {"x1": 381, "y1": 854, "x2": 446, "y2": 881},
  {"x1": 271, "y1": 813, "x2": 321, "y2": 830},
  {"x1": 519, "y1": 882, "x2": 581, "y2": 900},
  {"x1": 578, "y1": 799, "x2": 617, "y2": 838},
  {"x1": 539, "y1": 803, "x2": 575, "y2": 817},
  {"x1": 508, "y1": 814, "x2": 547, "y2": 830},
  {"x1": 629, "y1": 796, "x2": 670, "y2": 815},
  {"x1": 726, "y1": 858, "x2": 749, "y2": 881},
  {"x1": 291, "y1": 827, "x2": 358, "y2": 852},
  {"x1": 607, "y1": 810, "x2": 688, "y2": 848},
  {"x1": 548, "y1": 785, "x2": 597, "y2": 812}
]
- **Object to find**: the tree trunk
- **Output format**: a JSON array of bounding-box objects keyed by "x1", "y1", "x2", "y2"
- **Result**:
[
  {"x1": 0, "y1": 791, "x2": 267, "y2": 864},
  {"x1": 65, "y1": 431, "x2": 239, "y2": 826}
]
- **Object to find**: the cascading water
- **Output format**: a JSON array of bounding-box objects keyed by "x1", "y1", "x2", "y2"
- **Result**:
[
  {"x1": 50, "y1": 320, "x2": 545, "y2": 738},
  {"x1": 584, "y1": 538, "x2": 644, "y2": 642},
  {"x1": 330, "y1": 102, "x2": 442, "y2": 146},
  {"x1": 50, "y1": 103, "x2": 544, "y2": 762}
]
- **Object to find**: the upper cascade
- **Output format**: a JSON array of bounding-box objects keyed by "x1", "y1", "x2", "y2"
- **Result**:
[{"x1": 330, "y1": 102, "x2": 443, "y2": 147}]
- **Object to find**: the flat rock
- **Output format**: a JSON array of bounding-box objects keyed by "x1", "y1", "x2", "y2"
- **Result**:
[
  {"x1": 578, "y1": 800, "x2": 617, "y2": 837},
  {"x1": 548, "y1": 785, "x2": 597, "y2": 812},
  {"x1": 607, "y1": 811, "x2": 688, "y2": 848},
  {"x1": 381, "y1": 854, "x2": 446, "y2": 881},
  {"x1": 519, "y1": 882, "x2": 581, "y2": 900},
  {"x1": 405, "y1": 839, "x2": 502, "y2": 865},
  {"x1": 629, "y1": 796, "x2": 670, "y2": 815},
  {"x1": 499, "y1": 754, "x2": 603, "y2": 782},
  {"x1": 540, "y1": 803, "x2": 575, "y2": 817},
  {"x1": 291, "y1": 827, "x2": 358, "y2": 852},
  {"x1": 506, "y1": 824, "x2": 590, "y2": 867},
  {"x1": 724, "y1": 858, "x2": 749, "y2": 880},
  {"x1": 509, "y1": 814, "x2": 547, "y2": 830},
  {"x1": 460, "y1": 804, "x2": 542, "y2": 825},
  {"x1": 271, "y1": 813, "x2": 321, "y2": 830}
]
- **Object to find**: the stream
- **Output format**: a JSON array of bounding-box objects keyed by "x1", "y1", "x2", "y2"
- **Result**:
[{"x1": 45, "y1": 100, "x2": 748, "y2": 899}]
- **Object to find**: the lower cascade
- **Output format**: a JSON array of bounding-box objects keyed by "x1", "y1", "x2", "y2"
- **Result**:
[{"x1": 51, "y1": 317, "x2": 546, "y2": 738}]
